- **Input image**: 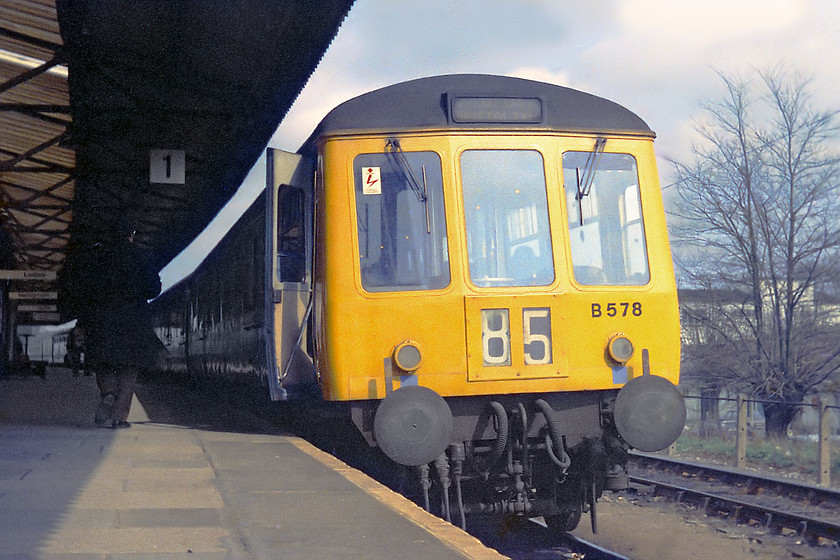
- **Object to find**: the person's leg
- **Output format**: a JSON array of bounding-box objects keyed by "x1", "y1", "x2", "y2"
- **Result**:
[
  {"x1": 94, "y1": 367, "x2": 118, "y2": 426},
  {"x1": 71, "y1": 352, "x2": 80, "y2": 377},
  {"x1": 111, "y1": 365, "x2": 138, "y2": 427}
]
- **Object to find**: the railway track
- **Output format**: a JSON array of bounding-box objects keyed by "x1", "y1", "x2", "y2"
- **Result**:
[
  {"x1": 627, "y1": 452, "x2": 840, "y2": 546},
  {"x1": 466, "y1": 517, "x2": 631, "y2": 560}
]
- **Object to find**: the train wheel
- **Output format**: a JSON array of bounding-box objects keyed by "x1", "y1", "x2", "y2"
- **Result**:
[{"x1": 545, "y1": 507, "x2": 582, "y2": 533}]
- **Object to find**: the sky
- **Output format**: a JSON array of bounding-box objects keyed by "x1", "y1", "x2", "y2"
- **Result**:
[{"x1": 158, "y1": 0, "x2": 840, "y2": 291}]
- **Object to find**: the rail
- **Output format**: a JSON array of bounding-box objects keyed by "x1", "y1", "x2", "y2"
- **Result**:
[
  {"x1": 559, "y1": 534, "x2": 632, "y2": 560},
  {"x1": 628, "y1": 471, "x2": 840, "y2": 545},
  {"x1": 629, "y1": 452, "x2": 840, "y2": 510}
]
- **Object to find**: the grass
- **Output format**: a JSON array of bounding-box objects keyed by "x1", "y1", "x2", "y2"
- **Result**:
[{"x1": 670, "y1": 432, "x2": 840, "y2": 484}]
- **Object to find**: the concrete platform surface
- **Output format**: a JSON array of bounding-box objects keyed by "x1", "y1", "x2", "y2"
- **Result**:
[{"x1": 0, "y1": 369, "x2": 506, "y2": 560}]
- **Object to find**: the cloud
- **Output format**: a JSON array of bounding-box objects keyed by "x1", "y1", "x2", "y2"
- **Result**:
[
  {"x1": 507, "y1": 67, "x2": 572, "y2": 87},
  {"x1": 618, "y1": 0, "x2": 804, "y2": 47},
  {"x1": 161, "y1": 0, "x2": 840, "y2": 287},
  {"x1": 588, "y1": 0, "x2": 808, "y2": 90},
  {"x1": 506, "y1": 67, "x2": 611, "y2": 103},
  {"x1": 270, "y1": 71, "x2": 372, "y2": 150}
]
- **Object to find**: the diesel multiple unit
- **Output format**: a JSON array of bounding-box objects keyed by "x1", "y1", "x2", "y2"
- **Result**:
[{"x1": 152, "y1": 74, "x2": 686, "y2": 532}]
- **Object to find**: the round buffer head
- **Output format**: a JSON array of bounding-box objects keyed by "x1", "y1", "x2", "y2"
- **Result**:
[
  {"x1": 393, "y1": 341, "x2": 422, "y2": 372},
  {"x1": 607, "y1": 334, "x2": 634, "y2": 364},
  {"x1": 373, "y1": 385, "x2": 453, "y2": 467},
  {"x1": 614, "y1": 374, "x2": 686, "y2": 452}
]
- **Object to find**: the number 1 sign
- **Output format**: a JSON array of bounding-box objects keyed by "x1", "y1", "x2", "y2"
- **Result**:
[{"x1": 150, "y1": 149, "x2": 186, "y2": 184}]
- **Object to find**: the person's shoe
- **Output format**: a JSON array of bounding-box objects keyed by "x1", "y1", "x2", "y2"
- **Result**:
[
  {"x1": 111, "y1": 421, "x2": 131, "y2": 429},
  {"x1": 95, "y1": 394, "x2": 115, "y2": 427}
]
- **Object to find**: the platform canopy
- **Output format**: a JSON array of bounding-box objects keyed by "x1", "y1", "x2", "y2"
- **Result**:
[{"x1": 0, "y1": 0, "x2": 354, "y2": 284}]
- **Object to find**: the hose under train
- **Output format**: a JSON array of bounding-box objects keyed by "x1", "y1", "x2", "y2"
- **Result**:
[
  {"x1": 535, "y1": 398, "x2": 571, "y2": 470},
  {"x1": 477, "y1": 401, "x2": 509, "y2": 475}
]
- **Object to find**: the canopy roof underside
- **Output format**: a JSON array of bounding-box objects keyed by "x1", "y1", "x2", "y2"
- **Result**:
[{"x1": 0, "y1": 0, "x2": 353, "y2": 299}]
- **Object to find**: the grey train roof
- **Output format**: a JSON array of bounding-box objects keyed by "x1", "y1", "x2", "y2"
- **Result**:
[{"x1": 308, "y1": 74, "x2": 654, "y2": 143}]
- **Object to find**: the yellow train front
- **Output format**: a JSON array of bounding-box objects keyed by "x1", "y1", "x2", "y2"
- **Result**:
[{"x1": 269, "y1": 74, "x2": 685, "y2": 531}]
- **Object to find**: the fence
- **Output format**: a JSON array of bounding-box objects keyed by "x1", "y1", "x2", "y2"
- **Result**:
[{"x1": 677, "y1": 394, "x2": 839, "y2": 487}]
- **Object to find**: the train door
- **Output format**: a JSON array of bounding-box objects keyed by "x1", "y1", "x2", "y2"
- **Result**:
[{"x1": 266, "y1": 148, "x2": 315, "y2": 400}]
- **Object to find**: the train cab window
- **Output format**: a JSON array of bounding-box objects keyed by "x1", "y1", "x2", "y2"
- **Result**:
[
  {"x1": 353, "y1": 150, "x2": 449, "y2": 292},
  {"x1": 562, "y1": 151, "x2": 650, "y2": 286},
  {"x1": 460, "y1": 150, "x2": 554, "y2": 287},
  {"x1": 276, "y1": 186, "x2": 306, "y2": 283}
]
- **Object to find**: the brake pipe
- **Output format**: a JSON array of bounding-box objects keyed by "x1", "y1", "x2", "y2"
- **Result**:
[
  {"x1": 481, "y1": 401, "x2": 508, "y2": 475},
  {"x1": 535, "y1": 398, "x2": 571, "y2": 470}
]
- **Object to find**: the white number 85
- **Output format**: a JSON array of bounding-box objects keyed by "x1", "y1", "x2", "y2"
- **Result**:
[{"x1": 480, "y1": 308, "x2": 552, "y2": 367}]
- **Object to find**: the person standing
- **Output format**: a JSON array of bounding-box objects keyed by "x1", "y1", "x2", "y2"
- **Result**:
[
  {"x1": 65, "y1": 324, "x2": 85, "y2": 377},
  {"x1": 59, "y1": 223, "x2": 163, "y2": 428}
]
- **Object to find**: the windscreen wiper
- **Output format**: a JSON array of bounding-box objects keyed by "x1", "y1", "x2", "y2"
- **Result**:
[
  {"x1": 575, "y1": 137, "x2": 607, "y2": 226},
  {"x1": 576, "y1": 137, "x2": 607, "y2": 200},
  {"x1": 386, "y1": 138, "x2": 431, "y2": 233}
]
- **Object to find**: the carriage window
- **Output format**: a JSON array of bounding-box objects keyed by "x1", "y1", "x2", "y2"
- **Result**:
[
  {"x1": 276, "y1": 186, "x2": 306, "y2": 283},
  {"x1": 562, "y1": 151, "x2": 649, "y2": 286},
  {"x1": 460, "y1": 150, "x2": 554, "y2": 287},
  {"x1": 354, "y1": 150, "x2": 449, "y2": 292}
]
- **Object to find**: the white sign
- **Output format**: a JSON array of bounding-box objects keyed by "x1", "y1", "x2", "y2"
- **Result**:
[
  {"x1": 18, "y1": 304, "x2": 57, "y2": 312},
  {"x1": 9, "y1": 291, "x2": 58, "y2": 300},
  {"x1": 0, "y1": 269, "x2": 56, "y2": 280},
  {"x1": 150, "y1": 149, "x2": 186, "y2": 184},
  {"x1": 363, "y1": 167, "x2": 381, "y2": 195}
]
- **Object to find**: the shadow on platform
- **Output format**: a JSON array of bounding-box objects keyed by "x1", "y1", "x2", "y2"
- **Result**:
[
  {"x1": 0, "y1": 367, "x2": 119, "y2": 557},
  {"x1": 0, "y1": 366, "x2": 102, "y2": 426},
  {"x1": 0, "y1": 366, "x2": 283, "y2": 558},
  {"x1": 0, "y1": 365, "x2": 282, "y2": 431},
  {"x1": 0, "y1": 366, "x2": 267, "y2": 557}
]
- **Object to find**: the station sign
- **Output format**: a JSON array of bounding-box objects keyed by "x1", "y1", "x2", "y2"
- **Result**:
[
  {"x1": 0, "y1": 269, "x2": 57, "y2": 281},
  {"x1": 31, "y1": 312, "x2": 61, "y2": 322},
  {"x1": 9, "y1": 291, "x2": 58, "y2": 300},
  {"x1": 17, "y1": 304, "x2": 58, "y2": 312}
]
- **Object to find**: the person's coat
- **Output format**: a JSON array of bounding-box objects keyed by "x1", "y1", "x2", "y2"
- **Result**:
[{"x1": 59, "y1": 237, "x2": 163, "y2": 369}]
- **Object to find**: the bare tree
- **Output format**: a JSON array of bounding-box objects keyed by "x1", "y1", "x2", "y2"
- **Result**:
[{"x1": 673, "y1": 68, "x2": 840, "y2": 437}]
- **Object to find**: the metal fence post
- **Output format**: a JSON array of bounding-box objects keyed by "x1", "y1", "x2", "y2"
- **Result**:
[
  {"x1": 736, "y1": 394, "x2": 747, "y2": 469},
  {"x1": 819, "y1": 400, "x2": 831, "y2": 487}
]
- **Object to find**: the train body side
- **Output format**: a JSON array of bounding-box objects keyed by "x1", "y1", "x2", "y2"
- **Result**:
[{"x1": 152, "y1": 194, "x2": 271, "y2": 389}]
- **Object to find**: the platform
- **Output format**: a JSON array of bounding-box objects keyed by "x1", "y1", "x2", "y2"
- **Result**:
[{"x1": 0, "y1": 368, "x2": 505, "y2": 559}]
